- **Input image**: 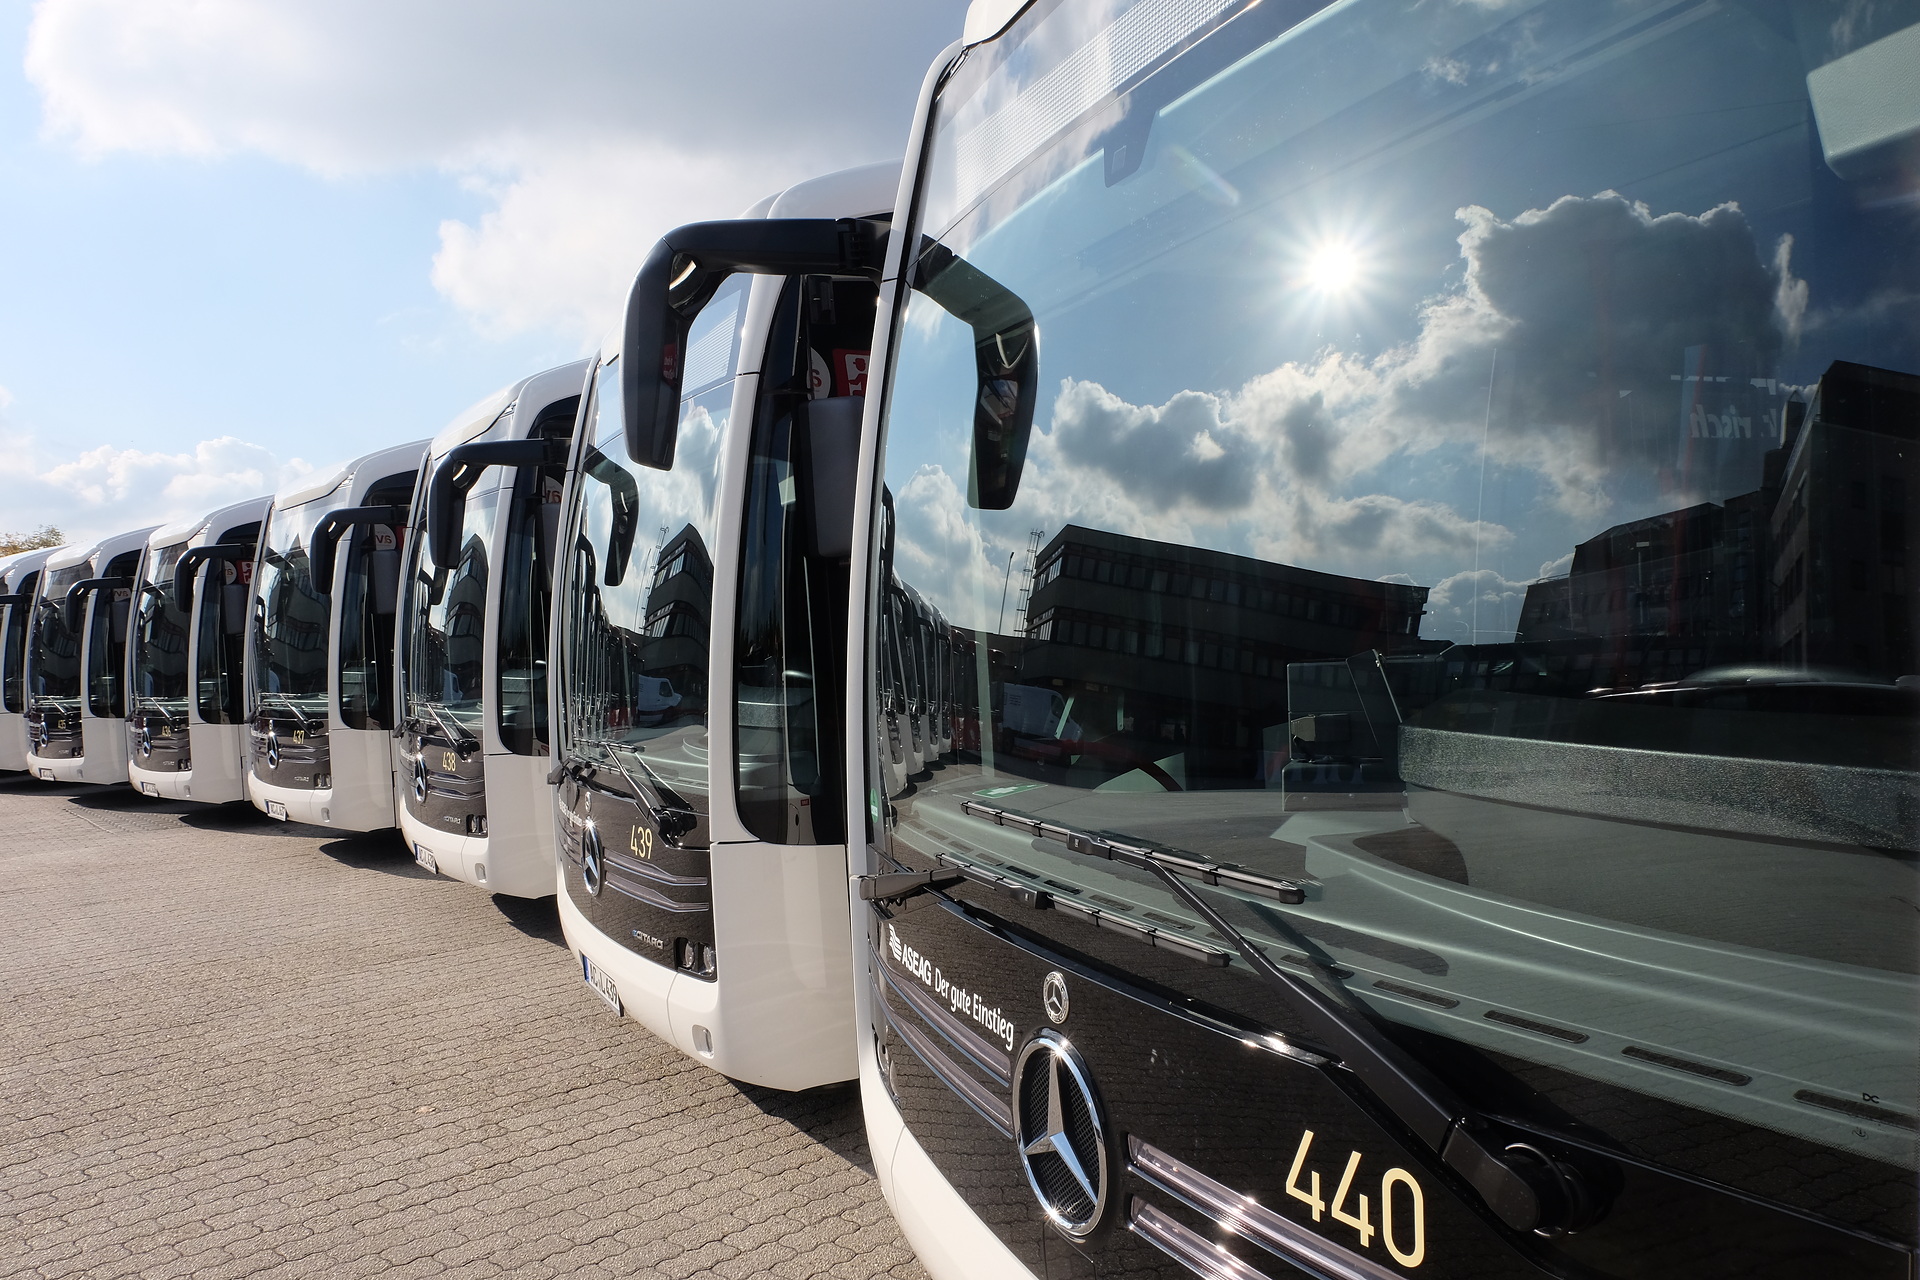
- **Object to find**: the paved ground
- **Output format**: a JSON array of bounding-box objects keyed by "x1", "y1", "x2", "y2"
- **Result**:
[{"x1": 0, "y1": 774, "x2": 925, "y2": 1280}]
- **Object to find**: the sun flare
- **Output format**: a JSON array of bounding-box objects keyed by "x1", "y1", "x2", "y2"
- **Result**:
[{"x1": 1302, "y1": 241, "x2": 1363, "y2": 295}]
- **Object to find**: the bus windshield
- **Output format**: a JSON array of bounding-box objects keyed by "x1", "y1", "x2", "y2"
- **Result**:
[
  {"x1": 3, "y1": 570, "x2": 37, "y2": 713},
  {"x1": 404, "y1": 475, "x2": 496, "y2": 737},
  {"x1": 558, "y1": 275, "x2": 745, "y2": 819},
  {"x1": 876, "y1": 0, "x2": 1920, "y2": 1240},
  {"x1": 251, "y1": 499, "x2": 332, "y2": 719},
  {"x1": 30, "y1": 563, "x2": 90, "y2": 705},
  {"x1": 131, "y1": 541, "x2": 191, "y2": 722}
]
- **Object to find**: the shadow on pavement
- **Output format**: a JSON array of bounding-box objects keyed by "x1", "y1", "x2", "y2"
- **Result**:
[
  {"x1": 733, "y1": 1079, "x2": 876, "y2": 1175},
  {"x1": 179, "y1": 801, "x2": 280, "y2": 832},
  {"x1": 493, "y1": 894, "x2": 566, "y2": 946},
  {"x1": 0, "y1": 771, "x2": 93, "y2": 796},
  {"x1": 317, "y1": 829, "x2": 436, "y2": 879},
  {"x1": 68, "y1": 787, "x2": 199, "y2": 815}
]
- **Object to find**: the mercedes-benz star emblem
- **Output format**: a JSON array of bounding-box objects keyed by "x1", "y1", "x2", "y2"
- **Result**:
[
  {"x1": 1013, "y1": 1030, "x2": 1109, "y2": 1239},
  {"x1": 138, "y1": 724, "x2": 153, "y2": 757},
  {"x1": 264, "y1": 726, "x2": 281, "y2": 770},
  {"x1": 412, "y1": 755, "x2": 429, "y2": 802},
  {"x1": 1042, "y1": 971, "x2": 1069, "y2": 1025},
  {"x1": 580, "y1": 824, "x2": 605, "y2": 897}
]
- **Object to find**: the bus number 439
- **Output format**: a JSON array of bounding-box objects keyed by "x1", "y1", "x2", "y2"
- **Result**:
[{"x1": 1285, "y1": 1129, "x2": 1425, "y2": 1267}]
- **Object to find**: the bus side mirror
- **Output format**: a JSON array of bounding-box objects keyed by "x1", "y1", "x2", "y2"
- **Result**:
[
  {"x1": 796, "y1": 396, "x2": 863, "y2": 561},
  {"x1": 912, "y1": 242, "x2": 1038, "y2": 511},
  {"x1": 622, "y1": 217, "x2": 885, "y2": 470},
  {"x1": 427, "y1": 440, "x2": 550, "y2": 571}
]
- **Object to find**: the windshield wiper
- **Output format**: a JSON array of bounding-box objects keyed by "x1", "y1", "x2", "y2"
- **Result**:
[
  {"x1": 958, "y1": 801, "x2": 1598, "y2": 1236},
  {"x1": 559, "y1": 738, "x2": 699, "y2": 843},
  {"x1": 135, "y1": 697, "x2": 185, "y2": 730},
  {"x1": 414, "y1": 700, "x2": 479, "y2": 754},
  {"x1": 259, "y1": 691, "x2": 317, "y2": 730}
]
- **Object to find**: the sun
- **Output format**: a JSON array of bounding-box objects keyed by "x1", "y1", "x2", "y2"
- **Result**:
[{"x1": 1302, "y1": 241, "x2": 1363, "y2": 295}]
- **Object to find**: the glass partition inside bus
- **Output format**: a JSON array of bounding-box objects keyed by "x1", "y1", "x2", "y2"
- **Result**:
[
  {"x1": 496, "y1": 401, "x2": 576, "y2": 755},
  {"x1": 338, "y1": 472, "x2": 413, "y2": 731},
  {"x1": 131, "y1": 542, "x2": 191, "y2": 729},
  {"x1": 195, "y1": 548, "x2": 252, "y2": 725},
  {"x1": 873, "y1": 0, "x2": 1919, "y2": 1250},
  {"x1": 85, "y1": 549, "x2": 139, "y2": 719}
]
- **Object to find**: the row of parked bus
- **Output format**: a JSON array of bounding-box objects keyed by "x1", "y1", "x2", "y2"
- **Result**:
[{"x1": 5, "y1": 1, "x2": 1918, "y2": 1278}]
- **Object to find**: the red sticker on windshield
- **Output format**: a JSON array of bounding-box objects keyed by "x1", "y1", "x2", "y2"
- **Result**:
[{"x1": 833, "y1": 349, "x2": 869, "y2": 397}]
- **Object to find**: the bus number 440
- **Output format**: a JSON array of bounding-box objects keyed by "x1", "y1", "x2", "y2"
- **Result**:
[{"x1": 1285, "y1": 1129, "x2": 1425, "y2": 1267}]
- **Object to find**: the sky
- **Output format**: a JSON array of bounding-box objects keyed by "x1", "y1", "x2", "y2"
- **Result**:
[{"x1": 0, "y1": 0, "x2": 964, "y2": 546}]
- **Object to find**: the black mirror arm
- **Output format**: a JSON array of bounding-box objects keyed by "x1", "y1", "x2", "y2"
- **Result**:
[
  {"x1": 427, "y1": 439, "x2": 561, "y2": 571},
  {"x1": 0, "y1": 593, "x2": 25, "y2": 608},
  {"x1": 622, "y1": 217, "x2": 887, "y2": 470},
  {"x1": 310, "y1": 505, "x2": 406, "y2": 592},
  {"x1": 63, "y1": 576, "x2": 132, "y2": 628},
  {"x1": 172, "y1": 543, "x2": 255, "y2": 613}
]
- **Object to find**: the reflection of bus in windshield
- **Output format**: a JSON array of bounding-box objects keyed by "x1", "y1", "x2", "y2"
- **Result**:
[
  {"x1": 126, "y1": 496, "x2": 269, "y2": 803},
  {"x1": 246, "y1": 440, "x2": 426, "y2": 829},
  {"x1": 397, "y1": 358, "x2": 589, "y2": 898},
  {"x1": 25, "y1": 525, "x2": 157, "y2": 785},
  {"x1": 0, "y1": 548, "x2": 59, "y2": 773},
  {"x1": 548, "y1": 163, "x2": 893, "y2": 1091},
  {"x1": 848, "y1": 4, "x2": 1919, "y2": 1280}
]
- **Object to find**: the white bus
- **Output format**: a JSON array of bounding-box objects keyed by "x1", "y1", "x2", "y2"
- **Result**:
[
  {"x1": 246, "y1": 441, "x2": 427, "y2": 828},
  {"x1": 25, "y1": 525, "x2": 158, "y2": 784},
  {"x1": 0, "y1": 548, "x2": 60, "y2": 772},
  {"x1": 126, "y1": 497, "x2": 272, "y2": 802},
  {"x1": 397, "y1": 358, "x2": 590, "y2": 896},
  {"x1": 844, "y1": 2, "x2": 1920, "y2": 1279},
  {"x1": 548, "y1": 163, "x2": 894, "y2": 1090}
]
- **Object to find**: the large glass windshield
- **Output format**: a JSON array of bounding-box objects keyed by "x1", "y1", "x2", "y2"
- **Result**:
[
  {"x1": 251, "y1": 498, "x2": 332, "y2": 721},
  {"x1": 131, "y1": 541, "x2": 191, "y2": 723},
  {"x1": 877, "y1": 0, "x2": 1920, "y2": 1235},
  {"x1": 337, "y1": 474, "x2": 412, "y2": 732},
  {"x1": 29, "y1": 564, "x2": 88, "y2": 704},
  {"x1": 558, "y1": 275, "x2": 745, "y2": 816},
  {"x1": 3, "y1": 570, "x2": 37, "y2": 713},
  {"x1": 405, "y1": 475, "x2": 495, "y2": 737}
]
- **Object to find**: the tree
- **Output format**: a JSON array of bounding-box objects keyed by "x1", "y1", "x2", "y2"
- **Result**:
[{"x1": 0, "y1": 525, "x2": 64, "y2": 556}]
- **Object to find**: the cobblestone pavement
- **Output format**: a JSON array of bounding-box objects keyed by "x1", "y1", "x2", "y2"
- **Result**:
[{"x1": 0, "y1": 775, "x2": 925, "y2": 1280}]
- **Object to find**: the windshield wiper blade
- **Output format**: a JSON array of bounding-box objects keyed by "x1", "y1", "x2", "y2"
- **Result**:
[
  {"x1": 259, "y1": 691, "x2": 315, "y2": 730},
  {"x1": 959, "y1": 800, "x2": 1305, "y2": 903},
  {"x1": 960, "y1": 800, "x2": 1594, "y2": 1235},
  {"x1": 566, "y1": 738, "x2": 699, "y2": 842},
  {"x1": 136, "y1": 697, "x2": 184, "y2": 729},
  {"x1": 415, "y1": 700, "x2": 478, "y2": 751}
]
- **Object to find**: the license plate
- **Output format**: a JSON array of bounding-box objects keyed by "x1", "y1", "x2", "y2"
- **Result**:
[
  {"x1": 38, "y1": 768, "x2": 53, "y2": 781},
  {"x1": 582, "y1": 955, "x2": 622, "y2": 1016},
  {"x1": 414, "y1": 844, "x2": 439, "y2": 875},
  {"x1": 139, "y1": 782, "x2": 159, "y2": 797},
  {"x1": 265, "y1": 800, "x2": 288, "y2": 821}
]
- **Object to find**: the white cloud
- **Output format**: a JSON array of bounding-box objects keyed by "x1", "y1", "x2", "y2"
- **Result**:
[
  {"x1": 431, "y1": 143, "x2": 794, "y2": 342},
  {"x1": 0, "y1": 429, "x2": 314, "y2": 546},
  {"x1": 24, "y1": 0, "x2": 958, "y2": 340}
]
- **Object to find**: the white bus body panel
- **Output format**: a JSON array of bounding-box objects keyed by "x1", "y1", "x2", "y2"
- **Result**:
[
  {"x1": 554, "y1": 161, "x2": 898, "y2": 1091},
  {"x1": 247, "y1": 440, "x2": 428, "y2": 829},
  {"x1": 403, "y1": 358, "x2": 590, "y2": 899},
  {"x1": 27, "y1": 527, "x2": 155, "y2": 785}
]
